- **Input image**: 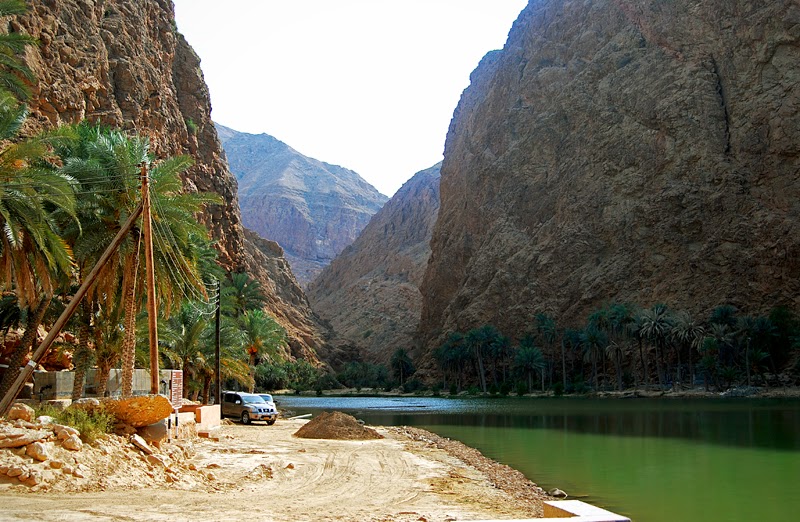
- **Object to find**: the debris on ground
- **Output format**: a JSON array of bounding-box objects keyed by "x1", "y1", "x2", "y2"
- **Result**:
[{"x1": 293, "y1": 411, "x2": 383, "y2": 440}]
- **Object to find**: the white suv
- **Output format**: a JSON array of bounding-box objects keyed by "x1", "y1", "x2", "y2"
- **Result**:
[{"x1": 221, "y1": 391, "x2": 277, "y2": 425}]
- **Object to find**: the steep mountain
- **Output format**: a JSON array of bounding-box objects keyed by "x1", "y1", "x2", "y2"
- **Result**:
[
  {"x1": 419, "y1": 0, "x2": 800, "y2": 355},
  {"x1": 308, "y1": 164, "x2": 441, "y2": 364},
  {"x1": 14, "y1": 0, "x2": 326, "y2": 362},
  {"x1": 217, "y1": 124, "x2": 389, "y2": 286}
]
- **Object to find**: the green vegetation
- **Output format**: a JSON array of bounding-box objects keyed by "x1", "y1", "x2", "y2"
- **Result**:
[
  {"x1": 34, "y1": 404, "x2": 116, "y2": 443},
  {"x1": 432, "y1": 303, "x2": 800, "y2": 394},
  {"x1": 0, "y1": 3, "x2": 307, "y2": 406}
]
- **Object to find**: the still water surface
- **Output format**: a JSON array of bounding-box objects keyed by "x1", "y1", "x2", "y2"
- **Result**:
[{"x1": 276, "y1": 396, "x2": 800, "y2": 522}]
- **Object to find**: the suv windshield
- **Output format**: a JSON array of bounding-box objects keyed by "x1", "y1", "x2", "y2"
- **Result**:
[
  {"x1": 242, "y1": 395, "x2": 266, "y2": 404},
  {"x1": 260, "y1": 394, "x2": 273, "y2": 402}
]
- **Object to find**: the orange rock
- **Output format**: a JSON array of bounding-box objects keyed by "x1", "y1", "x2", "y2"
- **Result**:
[{"x1": 105, "y1": 395, "x2": 173, "y2": 428}]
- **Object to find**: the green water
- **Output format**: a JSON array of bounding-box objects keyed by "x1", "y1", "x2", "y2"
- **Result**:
[{"x1": 277, "y1": 396, "x2": 800, "y2": 522}]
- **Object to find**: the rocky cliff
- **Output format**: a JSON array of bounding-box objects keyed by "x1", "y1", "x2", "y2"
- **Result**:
[
  {"x1": 420, "y1": 0, "x2": 800, "y2": 353},
  {"x1": 308, "y1": 164, "x2": 441, "y2": 364},
  {"x1": 218, "y1": 124, "x2": 388, "y2": 286},
  {"x1": 13, "y1": 0, "x2": 326, "y2": 362}
]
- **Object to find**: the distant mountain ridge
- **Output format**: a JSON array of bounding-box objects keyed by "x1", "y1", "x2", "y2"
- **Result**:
[
  {"x1": 217, "y1": 123, "x2": 388, "y2": 285},
  {"x1": 307, "y1": 164, "x2": 441, "y2": 364}
]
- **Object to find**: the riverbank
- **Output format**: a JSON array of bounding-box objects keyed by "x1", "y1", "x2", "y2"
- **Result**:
[
  {"x1": 0, "y1": 418, "x2": 551, "y2": 521},
  {"x1": 276, "y1": 384, "x2": 800, "y2": 400}
]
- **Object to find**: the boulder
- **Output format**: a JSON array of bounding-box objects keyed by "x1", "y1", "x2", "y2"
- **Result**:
[
  {"x1": 137, "y1": 419, "x2": 168, "y2": 445},
  {"x1": 7, "y1": 403, "x2": 35, "y2": 422},
  {"x1": 55, "y1": 424, "x2": 80, "y2": 441},
  {"x1": 105, "y1": 395, "x2": 173, "y2": 428},
  {"x1": 0, "y1": 427, "x2": 51, "y2": 448},
  {"x1": 130, "y1": 434, "x2": 154, "y2": 455},
  {"x1": 26, "y1": 441, "x2": 51, "y2": 461},
  {"x1": 62, "y1": 434, "x2": 83, "y2": 451}
]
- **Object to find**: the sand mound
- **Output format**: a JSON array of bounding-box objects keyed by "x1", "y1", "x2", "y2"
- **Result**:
[{"x1": 293, "y1": 411, "x2": 383, "y2": 440}]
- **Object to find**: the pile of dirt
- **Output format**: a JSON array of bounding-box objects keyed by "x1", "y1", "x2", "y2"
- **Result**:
[{"x1": 293, "y1": 411, "x2": 383, "y2": 440}]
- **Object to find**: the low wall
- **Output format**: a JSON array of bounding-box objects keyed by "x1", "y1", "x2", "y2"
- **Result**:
[{"x1": 32, "y1": 369, "x2": 180, "y2": 400}]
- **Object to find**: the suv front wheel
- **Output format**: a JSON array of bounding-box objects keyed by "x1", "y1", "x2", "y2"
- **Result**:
[{"x1": 241, "y1": 411, "x2": 251, "y2": 424}]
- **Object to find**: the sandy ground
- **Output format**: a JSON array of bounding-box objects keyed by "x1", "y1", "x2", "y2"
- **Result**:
[{"x1": 0, "y1": 418, "x2": 547, "y2": 522}]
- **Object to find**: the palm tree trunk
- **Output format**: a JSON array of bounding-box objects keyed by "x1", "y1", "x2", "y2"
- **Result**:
[
  {"x1": 476, "y1": 346, "x2": 487, "y2": 393},
  {"x1": 72, "y1": 301, "x2": 93, "y2": 401},
  {"x1": 561, "y1": 339, "x2": 567, "y2": 390},
  {"x1": 638, "y1": 338, "x2": 649, "y2": 387},
  {"x1": 120, "y1": 243, "x2": 140, "y2": 398},
  {"x1": 654, "y1": 342, "x2": 665, "y2": 388},
  {"x1": 0, "y1": 296, "x2": 51, "y2": 398},
  {"x1": 615, "y1": 351, "x2": 623, "y2": 391},
  {"x1": 202, "y1": 376, "x2": 212, "y2": 405},
  {"x1": 248, "y1": 351, "x2": 256, "y2": 393},
  {"x1": 95, "y1": 357, "x2": 114, "y2": 398}
]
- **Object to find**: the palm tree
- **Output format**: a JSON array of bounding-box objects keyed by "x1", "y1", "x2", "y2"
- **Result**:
[
  {"x1": 581, "y1": 325, "x2": 607, "y2": 390},
  {"x1": 465, "y1": 325, "x2": 500, "y2": 393},
  {"x1": 221, "y1": 272, "x2": 267, "y2": 318},
  {"x1": 670, "y1": 310, "x2": 705, "y2": 388},
  {"x1": 159, "y1": 305, "x2": 211, "y2": 398},
  {"x1": 390, "y1": 348, "x2": 415, "y2": 386},
  {"x1": 0, "y1": 0, "x2": 36, "y2": 101},
  {"x1": 240, "y1": 309, "x2": 286, "y2": 393},
  {"x1": 535, "y1": 313, "x2": 557, "y2": 388},
  {"x1": 639, "y1": 304, "x2": 672, "y2": 388},
  {"x1": 53, "y1": 123, "x2": 219, "y2": 397},
  {"x1": 514, "y1": 337, "x2": 545, "y2": 393},
  {"x1": 433, "y1": 332, "x2": 470, "y2": 391}
]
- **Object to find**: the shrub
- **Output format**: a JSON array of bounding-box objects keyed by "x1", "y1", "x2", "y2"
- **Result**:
[
  {"x1": 553, "y1": 382, "x2": 565, "y2": 396},
  {"x1": 449, "y1": 383, "x2": 458, "y2": 396},
  {"x1": 185, "y1": 118, "x2": 197, "y2": 135},
  {"x1": 36, "y1": 404, "x2": 115, "y2": 444},
  {"x1": 515, "y1": 382, "x2": 527, "y2": 396}
]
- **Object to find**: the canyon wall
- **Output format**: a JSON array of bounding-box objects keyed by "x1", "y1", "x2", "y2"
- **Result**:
[
  {"x1": 308, "y1": 164, "x2": 441, "y2": 364},
  {"x1": 13, "y1": 0, "x2": 326, "y2": 361},
  {"x1": 419, "y1": 0, "x2": 800, "y2": 354}
]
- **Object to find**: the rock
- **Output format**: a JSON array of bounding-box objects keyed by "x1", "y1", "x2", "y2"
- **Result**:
[
  {"x1": 72, "y1": 464, "x2": 89, "y2": 478},
  {"x1": 8, "y1": 403, "x2": 35, "y2": 422},
  {"x1": 62, "y1": 435, "x2": 83, "y2": 451},
  {"x1": 130, "y1": 434, "x2": 154, "y2": 455},
  {"x1": 0, "y1": 427, "x2": 52, "y2": 448},
  {"x1": 73, "y1": 398, "x2": 101, "y2": 408},
  {"x1": 16, "y1": 1, "x2": 328, "y2": 362},
  {"x1": 61, "y1": 465, "x2": 73, "y2": 475},
  {"x1": 549, "y1": 488, "x2": 568, "y2": 499},
  {"x1": 307, "y1": 165, "x2": 441, "y2": 366},
  {"x1": 0, "y1": 462, "x2": 9, "y2": 474},
  {"x1": 137, "y1": 419, "x2": 168, "y2": 444},
  {"x1": 25, "y1": 471, "x2": 42, "y2": 486},
  {"x1": 55, "y1": 425, "x2": 80, "y2": 441},
  {"x1": 206, "y1": 471, "x2": 217, "y2": 481},
  {"x1": 105, "y1": 395, "x2": 173, "y2": 428},
  {"x1": 220, "y1": 124, "x2": 388, "y2": 285},
  {"x1": 26, "y1": 442, "x2": 51, "y2": 461},
  {"x1": 146, "y1": 454, "x2": 168, "y2": 468},
  {"x1": 7, "y1": 465, "x2": 24, "y2": 478},
  {"x1": 36, "y1": 416, "x2": 56, "y2": 425},
  {"x1": 49, "y1": 460, "x2": 63, "y2": 469},
  {"x1": 418, "y1": 0, "x2": 800, "y2": 357}
]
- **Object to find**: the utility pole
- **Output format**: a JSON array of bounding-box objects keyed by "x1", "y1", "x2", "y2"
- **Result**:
[
  {"x1": 0, "y1": 202, "x2": 144, "y2": 416},
  {"x1": 141, "y1": 163, "x2": 159, "y2": 395},
  {"x1": 215, "y1": 278, "x2": 221, "y2": 408}
]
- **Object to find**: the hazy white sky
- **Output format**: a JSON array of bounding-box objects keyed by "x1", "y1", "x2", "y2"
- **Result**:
[{"x1": 172, "y1": 1, "x2": 528, "y2": 196}]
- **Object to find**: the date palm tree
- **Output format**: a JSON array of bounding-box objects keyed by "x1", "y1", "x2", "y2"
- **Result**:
[
  {"x1": 240, "y1": 309, "x2": 286, "y2": 393},
  {"x1": 670, "y1": 310, "x2": 704, "y2": 388},
  {"x1": 514, "y1": 336, "x2": 545, "y2": 393}
]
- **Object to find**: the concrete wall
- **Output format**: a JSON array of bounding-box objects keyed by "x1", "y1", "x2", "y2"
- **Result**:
[{"x1": 32, "y1": 369, "x2": 181, "y2": 400}]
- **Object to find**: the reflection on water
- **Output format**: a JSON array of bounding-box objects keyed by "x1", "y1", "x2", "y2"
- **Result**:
[
  {"x1": 278, "y1": 396, "x2": 800, "y2": 450},
  {"x1": 277, "y1": 396, "x2": 800, "y2": 522}
]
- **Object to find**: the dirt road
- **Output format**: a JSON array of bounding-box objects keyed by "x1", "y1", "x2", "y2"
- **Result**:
[{"x1": 0, "y1": 419, "x2": 543, "y2": 521}]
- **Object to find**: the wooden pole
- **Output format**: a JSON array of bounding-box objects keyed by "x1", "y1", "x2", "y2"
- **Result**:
[
  {"x1": 0, "y1": 202, "x2": 144, "y2": 417},
  {"x1": 141, "y1": 163, "x2": 160, "y2": 395},
  {"x1": 215, "y1": 278, "x2": 221, "y2": 409}
]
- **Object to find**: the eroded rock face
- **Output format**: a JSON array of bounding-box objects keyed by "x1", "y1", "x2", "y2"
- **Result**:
[
  {"x1": 12, "y1": 1, "x2": 327, "y2": 359},
  {"x1": 218, "y1": 124, "x2": 389, "y2": 286},
  {"x1": 308, "y1": 165, "x2": 441, "y2": 364},
  {"x1": 420, "y1": 1, "x2": 800, "y2": 353},
  {"x1": 16, "y1": 0, "x2": 243, "y2": 268}
]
